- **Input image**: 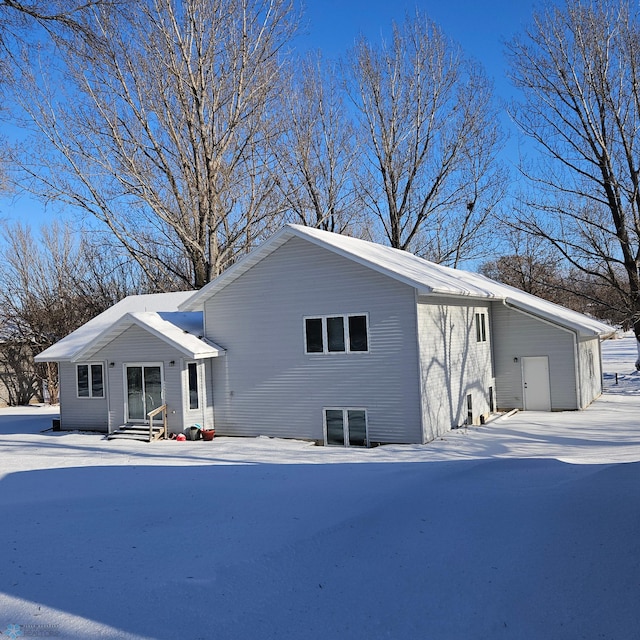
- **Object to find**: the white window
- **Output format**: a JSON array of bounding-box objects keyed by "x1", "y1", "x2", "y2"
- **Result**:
[
  {"x1": 304, "y1": 314, "x2": 369, "y2": 354},
  {"x1": 475, "y1": 312, "x2": 487, "y2": 343},
  {"x1": 77, "y1": 363, "x2": 104, "y2": 398},
  {"x1": 187, "y1": 362, "x2": 199, "y2": 410},
  {"x1": 324, "y1": 408, "x2": 368, "y2": 447}
]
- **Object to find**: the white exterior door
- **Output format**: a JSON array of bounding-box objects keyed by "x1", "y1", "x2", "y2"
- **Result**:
[
  {"x1": 522, "y1": 356, "x2": 551, "y2": 411},
  {"x1": 183, "y1": 360, "x2": 207, "y2": 427}
]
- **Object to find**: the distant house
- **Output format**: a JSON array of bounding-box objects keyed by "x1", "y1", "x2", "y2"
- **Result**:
[{"x1": 35, "y1": 225, "x2": 614, "y2": 445}]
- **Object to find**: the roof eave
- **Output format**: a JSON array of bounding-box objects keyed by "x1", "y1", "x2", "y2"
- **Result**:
[
  {"x1": 186, "y1": 349, "x2": 226, "y2": 360},
  {"x1": 417, "y1": 289, "x2": 500, "y2": 302},
  {"x1": 34, "y1": 352, "x2": 62, "y2": 363}
]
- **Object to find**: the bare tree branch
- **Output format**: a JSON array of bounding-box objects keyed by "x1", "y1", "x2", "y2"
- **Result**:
[
  {"x1": 269, "y1": 53, "x2": 366, "y2": 235},
  {"x1": 344, "y1": 10, "x2": 507, "y2": 266},
  {"x1": 508, "y1": 0, "x2": 640, "y2": 366},
  {"x1": 0, "y1": 221, "x2": 153, "y2": 404},
  {"x1": 6, "y1": 0, "x2": 299, "y2": 288}
]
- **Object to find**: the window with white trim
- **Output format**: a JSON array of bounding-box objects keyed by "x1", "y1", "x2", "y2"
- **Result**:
[
  {"x1": 475, "y1": 312, "x2": 487, "y2": 343},
  {"x1": 77, "y1": 363, "x2": 104, "y2": 398},
  {"x1": 324, "y1": 408, "x2": 368, "y2": 447},
  {"x1": 304, "y1": 314, "x2": 369, "y2": 354},
  {"x1": 187, "y1": 362, "x2": 199, "y2": 410}
]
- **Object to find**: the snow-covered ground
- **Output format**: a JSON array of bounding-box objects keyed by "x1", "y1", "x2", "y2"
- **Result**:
[{"x1": 1, "y1": 334, "x2": 639, "y2": 639}]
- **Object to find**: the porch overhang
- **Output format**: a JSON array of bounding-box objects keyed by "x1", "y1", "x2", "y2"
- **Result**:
[{"x1": 70, "y1": 312, "x2": 226, "y2": 362}]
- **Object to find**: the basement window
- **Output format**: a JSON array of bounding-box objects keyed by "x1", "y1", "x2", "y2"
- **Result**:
[
  {"x1": 77, "y1": 363, "x2": 104, "y2": 398},
  {"x1": 324, "y1": 408, "x2": 368, "y2": 447}
]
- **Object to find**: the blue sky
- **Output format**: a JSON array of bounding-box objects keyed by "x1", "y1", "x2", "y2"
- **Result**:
[
  {"x1": 297, "y1": 0, "x2": 542, "y2": 101},
  {"x1": 1, "y1": 1, "x2": 544, "y2": 227}
]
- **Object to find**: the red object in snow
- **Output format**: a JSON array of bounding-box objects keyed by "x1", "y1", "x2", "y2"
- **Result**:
[{"x1": 175, "y1": 433, "x2": 187, "y2": 441}]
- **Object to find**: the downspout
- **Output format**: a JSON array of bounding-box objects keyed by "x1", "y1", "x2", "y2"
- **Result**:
[
  {"x1": 500, "y1": 299, "x2": 518, "y2": 410},
  {"x1": 105, "y1": 359, "x2": 112, "y2": 434},
  {"x1": 571, "y1": 330, "x2": 582, "y2": 410},
  {"x1": 598, "y1": 337, "x2": 604, "y2": 396},
  {"x1": 200, "y1": 360, "x2": 207, "y2": 430},
  {"x1": 414, "y1": 289, "x2": 428, "y2": 444},
  {"x1": 208, "y1": 358, "x2": 216, "y2": 432}
]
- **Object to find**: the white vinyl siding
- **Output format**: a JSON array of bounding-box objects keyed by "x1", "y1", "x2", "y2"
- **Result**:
[
  {"x1": 577, "y1": 337, "x2": 603, "y2": 408},
  {"x1": 491, "y1": 302, "x2": 578, "y2": 410},
  {"x1": 416, "y1": 297, "x2": 495, "y2": 441},
  {"x1": 59, "y1": 362, "x2": 108, "y2": 431},
  {"x1": 59, "y1": 326, "x2": 216, "y2": 433},
  {"x1": 205, "y1": 236, "x2": 423, "y2": 444},
  {"x1": 92, "y1": 325, "x2": 214, "y2": 433}
]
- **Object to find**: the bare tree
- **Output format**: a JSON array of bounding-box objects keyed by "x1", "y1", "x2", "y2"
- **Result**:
[
  {"x1": 0, "y1": 335, "x2": 41, "y2": 406},
  {"x1": 269, "y1": 53, "x2": 365, "y2": 234},
  {"x1": 480, "y1": 232, "x2": 568, "y2": 302},
  {"x1": 508, "y1": 0, "x2": 640, "y2": 366},
  {"x1": 479, "y1": 225, "x2": 630, "y2": 322},
  {"x1": 344, "y1": 11, "x2": 506, "y2": 266},
  {"x1": 7, "y1": 0, "x2": 298, "y2": 289},
  {"x1": 0, "y1": 221, "x2": 154, "y2": 403}
]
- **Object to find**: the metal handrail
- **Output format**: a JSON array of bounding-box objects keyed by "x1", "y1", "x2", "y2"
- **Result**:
[{"x1": 147, "y1": 404, "x2": 168, "y2": 441}]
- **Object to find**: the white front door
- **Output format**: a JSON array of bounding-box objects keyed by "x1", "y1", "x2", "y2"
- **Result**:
[
  {"x1": 125, "y1": 364, "x2": 163, "y2": 422},
  {"x1": 522, "y1": 356, "x2": 551, "y2": 411}
]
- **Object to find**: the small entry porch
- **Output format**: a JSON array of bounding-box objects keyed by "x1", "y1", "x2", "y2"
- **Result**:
[{"x1": 107, "y1": 404, "x2": 168, "y2": 442}]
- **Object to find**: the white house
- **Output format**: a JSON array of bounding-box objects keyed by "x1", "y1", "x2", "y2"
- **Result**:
[{"x1": 36, "y1": 224, "x2": 614, "y2": 445}]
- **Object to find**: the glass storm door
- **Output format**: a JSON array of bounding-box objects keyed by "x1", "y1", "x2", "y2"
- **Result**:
[{"x1": 126, "y1": 365, "x2": 163, "y2": 422}]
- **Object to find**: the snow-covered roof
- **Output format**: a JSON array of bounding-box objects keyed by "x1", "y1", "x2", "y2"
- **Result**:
[
  {"x1": 36, "y1": 291, "x2": 225, "y2": 362},
  {"x1": 180, "y1": 224, "x2": 615, "y2": 338}
]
